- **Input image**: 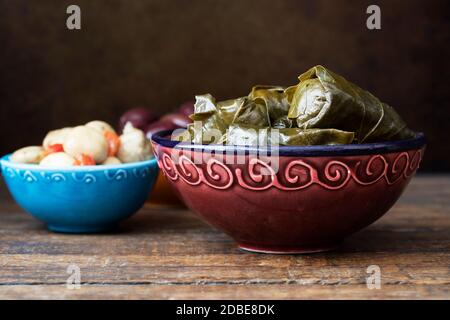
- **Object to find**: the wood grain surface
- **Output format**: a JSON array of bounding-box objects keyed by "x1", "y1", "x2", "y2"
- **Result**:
[{"x1": 0, "y1": 175, "x2": 448, "y2": 299}]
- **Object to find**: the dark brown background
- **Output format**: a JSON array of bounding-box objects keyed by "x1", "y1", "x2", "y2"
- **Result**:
[{"x1": 0, "y1": 0, "x2": 449, "y2": 171}]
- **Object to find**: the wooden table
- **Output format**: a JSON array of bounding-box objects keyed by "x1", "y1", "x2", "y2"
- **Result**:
[{"x1": 0, "y1": 175, "x2": 448, "y2": 300}]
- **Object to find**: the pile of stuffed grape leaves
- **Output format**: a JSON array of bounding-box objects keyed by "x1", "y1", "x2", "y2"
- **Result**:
[{"x1": 175, "y1": 65, "x2": 415, "y2": 146}]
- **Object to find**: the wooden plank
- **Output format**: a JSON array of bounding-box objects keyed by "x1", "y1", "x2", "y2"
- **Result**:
[
  {"x1": 0, "y1": 253, "x2": 448, "y2": 285},
  {"x1": 0, "y1": 284, "x2": 448, "y2": 300},
  {"x1": 0, "y1": 175, "x2": 448, "y2": 299}
]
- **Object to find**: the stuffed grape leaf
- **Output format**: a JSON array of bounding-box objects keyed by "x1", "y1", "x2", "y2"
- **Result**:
[
  {"x1": 224, "y1": 124, "x2": 354, "y2": 146},
  {"x1": 287, "y1": 65, "x2": 414, "y2": 143},
  {"x1": 177, "y1": 65, "x2": 413, "y2": 146}
]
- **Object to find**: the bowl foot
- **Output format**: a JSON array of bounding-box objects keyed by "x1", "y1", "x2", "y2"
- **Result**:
[
  {"x1": 238, "y1": 242, "x2": 338, "y2": 254},
  {"x1": 47, "y1": 224, "x2": 118, "y2": 234}
]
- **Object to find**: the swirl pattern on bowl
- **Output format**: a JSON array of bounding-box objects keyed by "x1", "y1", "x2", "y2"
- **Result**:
[{"x1": 158, "y1": 149, "x2": 422, "y2": 191}]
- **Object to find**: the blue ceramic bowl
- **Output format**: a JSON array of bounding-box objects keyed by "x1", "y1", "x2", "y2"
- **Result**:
[{"x1": 0, "y1": 155, "x2": 159, "y2": 233}]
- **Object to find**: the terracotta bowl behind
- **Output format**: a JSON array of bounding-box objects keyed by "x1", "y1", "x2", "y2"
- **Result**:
[
  {"x1": 151, "y1": 131, "x2": 426, "y2": 254},
  {"x1": 146, "y1": 171, "x2": 184, "y2": 207}
]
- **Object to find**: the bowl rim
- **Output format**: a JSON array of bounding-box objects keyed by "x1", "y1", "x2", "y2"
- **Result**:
[
  {"x1": 0, "y1": 154, "x2": 158, "y2": 173},
  {"x1": 151, "y1": 130, "x2": 426, "y2": 157}
]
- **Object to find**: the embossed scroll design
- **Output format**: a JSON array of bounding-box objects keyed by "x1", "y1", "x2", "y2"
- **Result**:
[
  {"x1": 3, "y1": 168, "x2": 152, "y2": 183},
  {"x1": 158, "y1": 149, "x2": 423, "y2": 191}
]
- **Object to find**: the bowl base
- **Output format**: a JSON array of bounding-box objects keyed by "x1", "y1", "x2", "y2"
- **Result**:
[
  {"x1": 238, "y1": 242, "x2": 338, "y2": 254},
  {"x1": 47, "y1": 224, "x2": 118, "y2": 234}
]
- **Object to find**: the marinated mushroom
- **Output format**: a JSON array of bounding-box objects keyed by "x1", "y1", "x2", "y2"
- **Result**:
[
  {"x1": 43, "y1": 127, "x2": 72, "y2": 149},
  {"x1": 12, "y1": 119, "x2": 151, "y2": 167},
  {"x1": 102, "y1": 157, "x2": 122, "y2": 165},
  {"x1": 63, "y1": 126, "x2": 109, "y2": 164},
  {"x1": 86, "y1": 120, "x2": 120, "y2": 157},
  {"x1": 85, "y1": 120, "x2": 116, "y2": 134},
  {"x1": 40, "y1": 152, "x2": 76, "y2": 167},
  {"x1": 10, "y1": 146, "x2": 44, "y2": 164},
  {"x1": 117, "y1": 122, "x2": 152, "y2": 163}
]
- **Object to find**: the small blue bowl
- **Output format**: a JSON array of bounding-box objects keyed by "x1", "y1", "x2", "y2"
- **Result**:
[{"x1": 0, "y1": 155, "x2": 159, "y2": 233}]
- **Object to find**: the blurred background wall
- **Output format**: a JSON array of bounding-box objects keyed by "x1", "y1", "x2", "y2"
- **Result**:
[{"x1": 0, "y1": 0, "x2": 448, "y2": 171}]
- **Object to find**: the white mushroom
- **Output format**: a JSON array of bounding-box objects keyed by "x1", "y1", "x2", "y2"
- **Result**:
[
  {"x1": 39, "y1": 152, "x2": 76, "y2": 167},
  {"x1": 10, "y1": 146, "x2": 44, "y2": 164},
  {"x1": 117, "y1": 122, "x2": 152, "y2": 163},
  {"x1": 63, "y1": 126, "x2": 108, "y2": 164},
  {"x1": 102, "y1": 157, "x2": 122, "y2": 165},
  {"x1": 43, "y1": 127, "x2": 72, "y2": 149},
  {"x1": 85, "y1": 120, "x2": 116, "y2": 134}
]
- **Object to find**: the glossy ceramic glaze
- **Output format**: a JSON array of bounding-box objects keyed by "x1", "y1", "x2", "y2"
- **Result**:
[
  {"x1": 0, "y1": 155, "x2": 159, "y2": 233},
  {"x1": 152, "y1": 130, "x2": 426, "y2": 254}
]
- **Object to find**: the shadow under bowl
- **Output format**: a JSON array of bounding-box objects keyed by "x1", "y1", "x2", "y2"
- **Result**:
[
  {"x1": 0, "y1": 155, "x2": 159, "y2": 233},
  {"x1": 151, "y1": 130, "x2": 426, "y2": 254}
]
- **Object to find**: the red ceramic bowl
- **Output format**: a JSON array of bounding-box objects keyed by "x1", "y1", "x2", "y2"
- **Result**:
[{"x1": 151, "y1": 131, "x2": 426, "y2": 254}]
